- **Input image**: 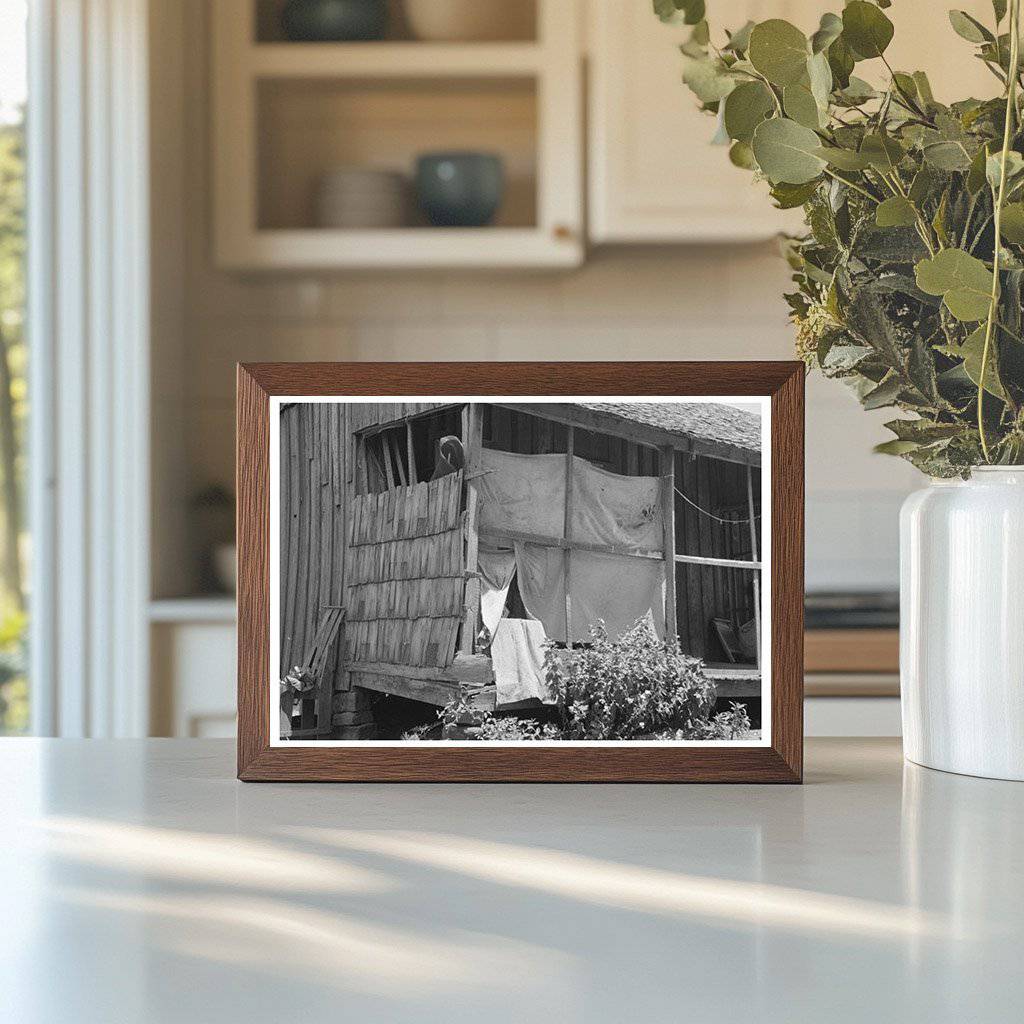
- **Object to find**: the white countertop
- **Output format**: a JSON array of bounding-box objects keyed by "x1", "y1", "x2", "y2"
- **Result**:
[{"x1": 1, "y1": 738, "x2": 1021, "y2": 1023}]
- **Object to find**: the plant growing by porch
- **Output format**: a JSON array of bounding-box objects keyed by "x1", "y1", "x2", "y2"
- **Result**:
[{"x1": 659, "y1": 0, "x2": 1024, "y2": 475}]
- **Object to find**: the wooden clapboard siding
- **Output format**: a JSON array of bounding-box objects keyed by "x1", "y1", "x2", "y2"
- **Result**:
[
  {"x1": 345, "y1": 471, "x2": 465, "y2": 671},
  {"x1": 279, "y1": 402, "x2": 349, "y2": 733}
]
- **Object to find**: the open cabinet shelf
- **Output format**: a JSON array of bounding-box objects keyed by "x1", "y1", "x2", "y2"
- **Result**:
[
  {"x1": 248, "y1": 41, "x2": 546, "y2": 78},
  {"x1": 212, "y1": 0, "x2": 582, "y2": 269}
]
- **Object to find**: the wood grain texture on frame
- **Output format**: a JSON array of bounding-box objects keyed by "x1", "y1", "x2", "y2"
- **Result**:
[{"x1": 237, "y1": 362, "x2": 804, "y2": 783}]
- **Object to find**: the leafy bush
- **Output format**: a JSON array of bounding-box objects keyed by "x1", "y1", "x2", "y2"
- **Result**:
[
  {"x1": 661, "y1": 0, "x2": 1024, "y2": 475},
  {"x1": 544, "y1": 618, "x2": 717, "y2": 739},
  {"x1": 435, "y1": 619, "x2": 745, "y2": 741},
  {"x1": 652, "y1": 701, "x2": 753, "y2": 741}
]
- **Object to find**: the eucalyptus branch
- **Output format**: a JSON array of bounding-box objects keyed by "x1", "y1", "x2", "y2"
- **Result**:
[
  {"x1": 749, "y1": 68, "x2": 783, "y2": 116},
  {"x1": 968, "y1": 212, "x2": 994, "y2": 253},
  {"x1": 822, "y1": 167, "x2": 881, "y2": 203},
  {"x1": 979, "y1": 0, "x2": 1021, "y2": 462}
]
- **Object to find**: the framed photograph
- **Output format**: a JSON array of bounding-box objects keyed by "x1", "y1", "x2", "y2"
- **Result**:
[{"x1": 237, "y1": 362, "x2": 804, "y2": 782}]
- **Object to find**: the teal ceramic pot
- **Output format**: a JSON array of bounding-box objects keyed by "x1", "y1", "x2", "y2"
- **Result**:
[
  {"x1": 280, "y1": 0, "x2": 387, "y2": 42},
  {"x1": 415, "y1": 152, "x2": 505, "y2": 227}
]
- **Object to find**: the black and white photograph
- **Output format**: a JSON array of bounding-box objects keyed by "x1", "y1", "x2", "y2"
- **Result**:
[{"x1": 271, "y1": 397, "x2": 769, "y2": 744}]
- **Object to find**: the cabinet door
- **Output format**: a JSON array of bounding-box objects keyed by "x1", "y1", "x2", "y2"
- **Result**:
[{"x1": 588, "y1": 1, "x2": 814, "y2": 243}]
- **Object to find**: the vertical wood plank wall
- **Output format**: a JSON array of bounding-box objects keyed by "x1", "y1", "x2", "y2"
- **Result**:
[{"x1": 278, "y1": 402, "x2": 349, "y2": 715}]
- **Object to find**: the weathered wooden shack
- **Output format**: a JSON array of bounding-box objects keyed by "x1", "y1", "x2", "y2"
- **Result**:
[{"x1": 279, "y1": 400, "x2": 762, "y2": 739}]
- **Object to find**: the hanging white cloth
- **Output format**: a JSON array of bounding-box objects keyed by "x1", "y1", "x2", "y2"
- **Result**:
[
  {"x1": 489, "y1": 618, "x2": 552, "y2": 705},
  {"x1": 477, "y1": 542, "x2": 516, "y2": 636}
]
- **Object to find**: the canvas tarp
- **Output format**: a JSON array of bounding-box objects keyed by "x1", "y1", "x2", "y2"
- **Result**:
[{"x1": 477, "y1": 450, "x2": 666, "y2": 643}]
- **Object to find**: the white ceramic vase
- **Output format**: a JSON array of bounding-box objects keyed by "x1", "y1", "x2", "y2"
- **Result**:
[{"x1": 900, "y1": 467, "x2": 1024, "y2": 781}]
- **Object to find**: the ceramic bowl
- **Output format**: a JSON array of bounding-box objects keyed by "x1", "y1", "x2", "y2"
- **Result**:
[
  {"x1": 280, "y1": 0, "x2": 388, "y2": 42},
  {"x1": 315, "y1": 168, "x2": 409, "y2": 228},
  {"x1": 403, "y1": 0, "x2": 534, "y2": 42},
  {"x1": 414, "y1": 152, "x2": 505, "y2": 228}
]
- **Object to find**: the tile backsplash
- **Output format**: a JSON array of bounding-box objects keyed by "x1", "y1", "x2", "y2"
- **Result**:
[{"x1": 172, "y1": 247, "x2": 917, "y2": 595}]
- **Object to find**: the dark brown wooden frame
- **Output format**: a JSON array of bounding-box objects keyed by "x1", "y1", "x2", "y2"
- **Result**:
[{"x1": 237, "y1": 362, "x2": 804, "y2": 782}]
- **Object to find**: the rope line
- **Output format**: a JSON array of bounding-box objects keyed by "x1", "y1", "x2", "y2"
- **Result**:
[{"x1": 674, "y1": 486, "x2": 761, "y2": 525}]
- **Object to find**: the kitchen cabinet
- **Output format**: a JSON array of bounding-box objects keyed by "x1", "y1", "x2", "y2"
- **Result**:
[
  {"x1": 211, "y1": 0, "x2": 583, "y2": 269},
  {"x1": 587, "y1": 1, "x2": 812, "y2": 243},
  {"x1": 587, "y1": 0, "x2": 998, "y2": 244},
  {"x1": 150, "y1": 601, "x2": 237, "y2": 738}
]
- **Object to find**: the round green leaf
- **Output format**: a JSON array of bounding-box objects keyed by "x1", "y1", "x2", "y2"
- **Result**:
[
  {"x1": 948, "y1": 10, "x2": 993, "y2": 44},
  {"x1": 724, "y1": 20, "x2": 755, "y2": 53},
  {"x1": 814, "y1": 145, "x2": 871, "y2": 170},
  {"x1": 842, "y1": 1, "x2": 894, "y2": 59},
  {"x1": 923, "y1": 141, "x2": 973, "y2": 171},
  {"x1": 752, "y1": 117, "x2": 826, "y2": 184},
  {"x1": 807, "y1": 51, "x2": 833, "y2": 109},
  {"x1": 1000, "y1": 202, "x2": 1024, "y2": 243},
  {"x1": 811, "y1": 12, "x2": 843, "y2": 54},
  {"x1": 770, "y1": 179, "x2": 820, "y2": 209},
  {"x1": 783, "y1": 83, "x2": 821, "y2": 129},
  {"x1": 836, "y1": 76, "x2": 875, "y2": 105},
  {"x1": 860, "y1": 133, "x2": 905, "y2": 172},
  {"x1": 875, "y1": 196, "x2": 918, "y2": 228},
  {"x1": 748, "y1": 19, "x2": 810, "y2": 86},
  {"x1": 723, "y1": 81, "x2": 775, "y2": 143},
  {"x1": 681, "y1": 55, "x2": 736, "y2": 103},
  {"x1": 654, "y1": 0, "x2": 705, "y2": 25},
  {"x1": 828, "y1": 35, "x2": 855, "y2": 88},
  {"x1": 958, "y1": 325, "x2": 1006, "y2": 398},
  {"x1": 729, "y1": 140, "x2": 758, "y2": 170},
  {"x1": 914, "y1": 249, "x2": 993, "y2": 321}
]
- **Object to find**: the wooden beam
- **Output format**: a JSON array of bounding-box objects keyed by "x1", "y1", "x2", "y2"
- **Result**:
[
  {"x1": 479, "y1": 527, "x2": 662, "y2": 561},
  {"x1": 349, "y1": 670, "x2": 459, "y2": 707},
  {"x1": 346, "y1": 655, "x2": 493, "y2": 685},
  {"x1": 746, "y1": 465, "x2": 762, "y2": 670},
  {"x1": 460, "y1": 404, "x2": 483, "y2": 653},
  {"x1": 390, "y1": 433, "x2": 407, "y2": 487},
  {"x1": 354, "y1": 432, "x2": 367, "y2": 495},
  {"x1": 564, "y1": 426, "x2": 574, "y2": 643},
  {"x1": 675, "y1": 553, "x2": 762, "y2": 570},
  {"x1": 406, "y1": 421, "x2": 417, "y2": 484},
  {"x1": 381, "y1": 436, "x2": 395, "y2": 489},
  {"x1": 661, "y1": 445, "x2": 677, "y2": 643}
]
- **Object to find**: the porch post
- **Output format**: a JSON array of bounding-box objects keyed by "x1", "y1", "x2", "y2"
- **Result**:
[
  {"x1": 563, "y1": 426, "x2": 575, "y2": 643},
  {"x1": 660, "y1": 446, "x2": 677, "y2": 642},
  {"x1": 460, "y1": 404, "x2": 483, "y2": 654},
  {"x1": 746, "y1": 465, "x2": 762, "y2": 669}
]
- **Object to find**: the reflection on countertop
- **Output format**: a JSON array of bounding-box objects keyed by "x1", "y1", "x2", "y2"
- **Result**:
[{"x1": 0, "y1": 738, "x2": 1021, "y2": 1022}]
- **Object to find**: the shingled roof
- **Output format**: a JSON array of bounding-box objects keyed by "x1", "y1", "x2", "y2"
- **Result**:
[{"x1": 578, "y1": 402, "x2": 762, "y2": 454}]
